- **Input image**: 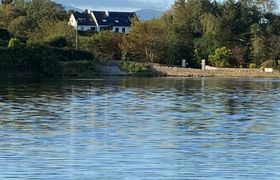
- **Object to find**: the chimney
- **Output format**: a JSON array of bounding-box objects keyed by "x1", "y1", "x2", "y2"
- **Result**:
[
  {"x1": 85, "y1": 9, "x2": 91, "y2": 14},
  {"x1": 105, "y1": 10, "x2": 109, "y2": 17}
]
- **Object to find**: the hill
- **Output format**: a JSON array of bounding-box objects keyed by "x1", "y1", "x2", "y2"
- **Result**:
[{"x1": 135, "y1": 9, "x2": 163, "y2": 21}]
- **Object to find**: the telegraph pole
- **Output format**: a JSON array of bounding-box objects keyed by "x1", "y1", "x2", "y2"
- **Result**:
[{"x1": 75, "y1": 22, "x2": 79, "y2": 50}]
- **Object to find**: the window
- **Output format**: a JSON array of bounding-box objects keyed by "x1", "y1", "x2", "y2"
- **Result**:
[
  {"x1": 78, "y1": 18, "x2": 85, "y2": 22},
  {"x1": 122, "y1": 28, "x2": 126, "y2": 33},
  {"x1": 115, "y1": 28, "x2": 119, "y2": 32}
]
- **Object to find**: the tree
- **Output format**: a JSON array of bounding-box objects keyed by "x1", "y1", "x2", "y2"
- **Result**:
[
  {"x1": 24, "y1": 0, "x2": 67, "y2": 22},
  {"x1": 166, "y1": 0, "x2": 195, "y2": 66},
  {"x1": 250, "y1": 23, "x2": 267, "y2": 65},
  {"x1": 82, "y1": 31, "x2": 123, "y2": 62},
  {"x1": 184, "y1": 0, "x2": 213, "y2": 36},
  {"x1": 8, "y1": 16, "x2": 36, "y2": 36},
  {"x1": 28, "y1": 20, "x2": 75, "y2": 47},
  {"x1": 267, "y1": 35, "x2": 280, "y2": 66},
  {"x1": 122, "y1": 19, "x2": 167, "y2": 63},
  {"x1": 0, "y1": 4, "x2": 26, "y2": 26},
  {"x1": 266, "y1": 13, "x2": 280, "y2": 35},
  {"x1": 209, "y1": 47, "x2": 233, "y2": 67},
  {"x1": 255, "y1": 0, "x2": 277, "y2": 13},
  {"x1": 231, "y1": 45, "x2": 248, "y2": 67}
]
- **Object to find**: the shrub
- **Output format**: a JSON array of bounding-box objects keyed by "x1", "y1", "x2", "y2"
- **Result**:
[
  {"x1": 47, "y1": 36, "x2": 68, "y2": 48},
  {"x1": 261, "y1": 60, "x2": 275, "y2": 68},
  {"x1": 60, "y1": 61, "x2": 99, "y2": 77},
  {"x1": 9, "y1": 45, "x2": 62, "y2": 76},
  {"x1": 0, "y1": 42, "x2": 98, "y2": 77},
  {"x1": 0, "y1": 28, "x2": 11, "y2": 41},
  {"x1": 208, "y1": 47, "x2": 233, "y2": 67},
  {"x1": 249, "y1": 63, "x2": 257, "y2": 68},
  {"x1": 51, "y1": 48, "x2": 95, "y2": 62},
  {"x1": 8, "y1": 38, "x2": 22, "y2": 49},
  {"x1": 0, "y1": 39, "x2": 8, "y2": 47},
  {"x1": 121, "y1": 60, "x2": 150, "y2": 73},
  {"x1": 39, "y1": 48, "x2": 61, "y2": 76}
]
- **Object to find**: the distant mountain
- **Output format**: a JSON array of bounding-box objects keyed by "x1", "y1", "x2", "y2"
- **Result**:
[
  {"x1": 60, "y1": 4, "x2": 163, "y2": 20},
  {"x1": 136, "y1": 9, "x2": 163, "y2": 21},
  {"x1": 62, "y1": 4, "x2": 82, "y2": 12}
]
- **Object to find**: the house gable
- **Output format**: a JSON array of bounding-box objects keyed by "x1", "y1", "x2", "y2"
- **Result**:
[{"x1": 72, "y1": 11, "x2": 96, "y2": 26}]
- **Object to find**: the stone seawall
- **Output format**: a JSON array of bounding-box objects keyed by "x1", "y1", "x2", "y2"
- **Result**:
[
  {"x1": 205, "y1": 65, "x2": 265, "y2": 73},
  {"x1": 149, "y1": 64, "x2": 280, "y2": 78}
]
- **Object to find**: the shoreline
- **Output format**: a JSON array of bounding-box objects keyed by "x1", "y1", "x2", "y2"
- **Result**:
[
  {"x1": 147, "y1": 63, "x2": 280, "y2": 79},
  {"x1": 1, "y1": 61, "x2": 280, "y2": 79},
  {"x1": 99, "y1": 60, "x2": 280, "y2": 79}
]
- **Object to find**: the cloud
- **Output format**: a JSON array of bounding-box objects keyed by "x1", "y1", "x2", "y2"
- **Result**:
[{"x1": 54, "y1": 0, "x2": 174, "y2": 11}]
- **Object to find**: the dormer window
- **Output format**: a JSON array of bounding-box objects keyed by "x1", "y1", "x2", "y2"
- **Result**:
[
  {"x1": 102, "y1": 19, "x2": 107, "y2": 22},
  {"x1": 78, "y1": 18, "x2": 85, "y2": 22},
  {"x1": 115, "y1": 20, "x2": 119, "y2": 23}
]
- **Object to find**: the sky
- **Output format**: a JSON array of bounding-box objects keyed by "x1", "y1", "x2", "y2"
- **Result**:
[
  {"x1": 55, "y1": 0, "x2": 174, "y2": 11},
  {"x1": 54, "y1": 0, "x2": 280, "y2": 12}
]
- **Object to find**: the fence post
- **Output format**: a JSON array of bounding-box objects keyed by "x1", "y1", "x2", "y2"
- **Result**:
[
  {"x1": 182, "y1": 59, "x2": 186, "y2": 68},
  {"x1": 201, "y1": 59, "x2": 205, "y2": 70}
]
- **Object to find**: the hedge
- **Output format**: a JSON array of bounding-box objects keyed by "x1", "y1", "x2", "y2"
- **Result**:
[{"x1": 0, "y1": 45, "x2": 97, "y2": 77}]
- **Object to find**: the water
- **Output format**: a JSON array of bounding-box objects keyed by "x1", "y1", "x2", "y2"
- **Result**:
[{"x1": 0, "y1": 77, "x2": 280, "y2": 179}]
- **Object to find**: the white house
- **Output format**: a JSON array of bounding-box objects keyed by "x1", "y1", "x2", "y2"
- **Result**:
[{"x1": 69, "y1": 10, "x2": 137, "y2": 34}]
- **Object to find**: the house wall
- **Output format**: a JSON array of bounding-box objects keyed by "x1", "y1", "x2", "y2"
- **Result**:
[
  {"x1": 69, "y1": 14, "x2": 77, "y2": 28},
  {"x1": 98, "y1": 26, "x2": 108, "y2": 32},
  {"x1": 78, "y1": 25, "x2": 96, "y2": 31},
  {"x1": 113, "y1": 26, "x2": 131, "y2": 33}
]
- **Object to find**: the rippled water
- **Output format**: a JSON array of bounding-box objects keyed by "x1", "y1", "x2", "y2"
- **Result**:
[{"x1": 0, "y1": 77, "x2": 280, "y2": 179}]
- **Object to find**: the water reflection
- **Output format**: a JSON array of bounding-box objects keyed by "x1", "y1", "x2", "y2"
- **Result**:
[{"x1": 0, "y1": 77, "x2": 280, "y2": 179}]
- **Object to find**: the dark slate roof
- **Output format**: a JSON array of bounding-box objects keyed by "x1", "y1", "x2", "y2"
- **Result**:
[
  {"x1": 73, "y1": 11, "x2": 96, "y2": 26},
  {"x1": 92, "y1": 11, "x2": 136, "y2": 26}
]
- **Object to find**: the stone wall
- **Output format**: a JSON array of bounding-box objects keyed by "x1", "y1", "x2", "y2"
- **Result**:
[
  {"x1": 205, "y1": 65, "x2": 264, "y2": 73},
  {"x1": 148, "y1": 63, "x2": 280, "y2": 78}
]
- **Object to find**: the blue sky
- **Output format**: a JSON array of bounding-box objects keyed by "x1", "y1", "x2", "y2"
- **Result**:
[
  {"x1": 54, "y1": 0, "x2": 280, "y2": 11},
  {"x1": 55, "y1": 0, "x2": 173, "y2": 11}
]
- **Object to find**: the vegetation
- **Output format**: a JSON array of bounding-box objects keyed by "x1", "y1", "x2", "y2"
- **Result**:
[
  {"x1": 60, "y1": 61, "x2": 99, "y2": 77},
  {"x1": 0, "y1": 45, "x2": 97, "y2": 76},
  {"x1": 80, "y1": 31, "x2": 123, "y2": 62},
  {"x1": 122, "y1": 0, "x2": 280, "y2": 69},
  {"x1": 208, "y1": 47, "x2": 233, "y2": 67},
  {"x1": 0, "y1": 0, "x2": 280, "y2": 77},
  {"x1": 8, "y1": 37, "x2": 21, "y2": 48},
  {"x1": 121, "y1": 60, "x2": 151, "y2": 73},
  {"x1": 121, "y1": 20, "x2": 167, "y2": 63},
  {"x1": 249, "y1": 63, "x2": 257, "y2": 69},
  {"x1": 0, "y1": 0, "x2": 97, "y2": 77}
]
